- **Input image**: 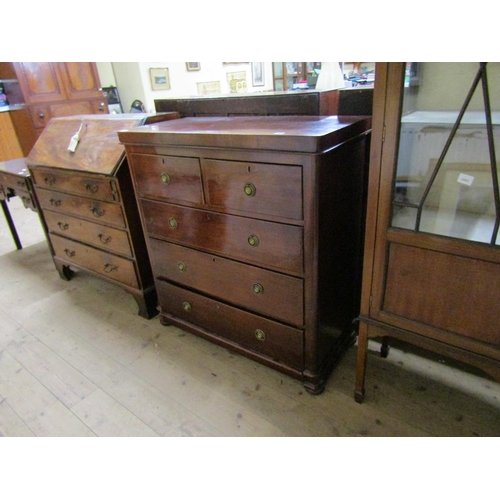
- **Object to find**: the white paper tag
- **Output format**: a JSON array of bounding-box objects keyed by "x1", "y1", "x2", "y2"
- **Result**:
[{"x1": 457, "y1": 173, "x2": 475, "y2": 186}]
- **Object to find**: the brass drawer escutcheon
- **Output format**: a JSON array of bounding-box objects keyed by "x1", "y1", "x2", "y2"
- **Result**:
[
  {"x1": 168, "y1": 217, "x2": 178, "y2": 229},
  {"x1": 98, "y1": 234, "x2": 112, "y2": 244},
  {"x1": 64, "y1": 248, "x2": 75, "y2": 257},
  {"x1": 255, "y1": 329, "x2": 266, "y2": 341},
  {"x1": 90, "y1": 205, "x2": 105, "y2": 218},
  {"x1": 85, "y1": 182, "x2": 98, "y2": 194},
  {"x1": 57, "y1": 222, "x2": 69, "y2": 231}
]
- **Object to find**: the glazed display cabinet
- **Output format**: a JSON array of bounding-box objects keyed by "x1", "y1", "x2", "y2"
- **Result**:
[{"x1": 355, "y1": 62, "x2": 500, "y2": 402}]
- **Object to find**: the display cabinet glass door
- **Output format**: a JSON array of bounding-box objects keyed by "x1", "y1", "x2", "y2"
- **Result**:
[{"x1": 392, "y1": 62, "x2": 500, "y2": 245}]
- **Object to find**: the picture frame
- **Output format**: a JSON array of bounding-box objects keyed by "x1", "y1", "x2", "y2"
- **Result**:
[
  {"x1": 149, "y1": 68, "x2": 170, "y2": 91},
  {"x1": 186, "y1": 62, "x2": 201, "y2": 71},
  {"x1": 252, "y1": 62, "x2": 265, "y2": 87}
]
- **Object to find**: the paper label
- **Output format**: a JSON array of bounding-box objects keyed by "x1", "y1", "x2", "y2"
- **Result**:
[{"x1": 457, "y1": 173, "x2": 475, "y2": 186}]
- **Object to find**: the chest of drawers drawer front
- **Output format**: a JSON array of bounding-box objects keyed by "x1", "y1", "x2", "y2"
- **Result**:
[
  {"x1": 51, "y1": 234, "x2": 138, "y2": 288},
  {"x1": 44, "y1": 210, "x2": 133, "y2": 257},
  {"x1": 157, "y1": 280, "x2": 304, "y2": 370},
  {"x1": 31, "y1": 168, "x2": 117, "y2": 202},
  {"x1": 202, "y1": 159, "x2": 303, "y2": 220},
  {"x1": 149, "y1": 239, "x2": 304, "y2": 326},
  {"x1": 142, "y1": 200, "x2": 304, "y2": 274},
  {"x1": 0, "y1": 172, "x2": 29, "y2": 192},
  {"x1": 36, "y1": 188, "x2": 126, "y2": 228},
  {"x1": 130, "y1": 154, "x2": 203, "y2": 205}
]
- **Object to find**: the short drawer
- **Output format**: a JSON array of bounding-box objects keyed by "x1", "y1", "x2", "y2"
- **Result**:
[
  {"x1": 50, "y1": 234, "x2": 138, "y2": 288},
  {"x1": 129, "y1": 154, "x2": 203, "y2": 205},
  {"x1": 202, "y1": 158, "x2": 303, "y2": 220},
  {"x1": 141, "y1": 200, "x2": 303, "y2": 274},
  {"x1": 157, "y1": 280, "x2": 304, "y2": 371},
  {"x1": 30, "y1": 105, "x2": 51, "y2": 129},
  {"x1": 0, "y1": 172, "x2": 29, "y2": 192},
  {"x1": 44, "y1": 210, "x2": 132, "y2": 257},
  {"x1": 31, "y1": 167, "x2": 118, "y2": 202},
  {"x1": 149, "y1": 239, "x2": 304, "y2": 326},
  {"x1": 36, "y1": 188, "x2": 126, "y2": 228}
]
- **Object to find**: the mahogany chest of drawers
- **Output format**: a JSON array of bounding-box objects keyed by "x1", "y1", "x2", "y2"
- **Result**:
[
  {"x1": 119, "y1": 115, "x2": 371, "y2": 392},
  {"x1": 26, "y1": 113, "x2": 178, "y2": 318}
]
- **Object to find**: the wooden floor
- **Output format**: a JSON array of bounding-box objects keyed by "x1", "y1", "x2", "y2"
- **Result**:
[{"x1": 1, "y1": 196, "x2": 500, "y2": 437}]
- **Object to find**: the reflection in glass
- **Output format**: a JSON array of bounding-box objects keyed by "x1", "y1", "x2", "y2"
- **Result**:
[{"x1": 392, "y1": 62, "x2": 500, "y2": 245}]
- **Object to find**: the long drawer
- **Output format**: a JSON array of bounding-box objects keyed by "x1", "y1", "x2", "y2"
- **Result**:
[
  {"x1": 202, "y1": 158, "x2": 303, "y2": 220},
  {"x1": 31, "y1": 167, "x2": 118, "y2": 202},
  {"x1": 44, "y1": 210, "x2": 133, "y2": 257},
  {"x1": 50, "y1": 234, "x2": 138, "y2": 288},
  {"x1": 157, "y1": 280, "x2": 304, "y2": 370},
  {"x1": 129, "y1": 153, "x2": 203, "y2": 205},
  {"x1": 36, "y1": 188, "x2": 126, "y2": 228},
  {"x1": 149, "y1": 238, "x2": 304, "y2": 326},
  {"x1": 141, "y1": 199, "x2": 303, "y2": 274}
]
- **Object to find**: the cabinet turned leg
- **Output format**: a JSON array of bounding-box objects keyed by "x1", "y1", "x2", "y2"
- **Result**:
[
  {"x1": 354, "y1": 323, "x2": 369, "y2": 403},
  {"x1": 380, "y1": 336, "x2": 390, "y2": 358}
]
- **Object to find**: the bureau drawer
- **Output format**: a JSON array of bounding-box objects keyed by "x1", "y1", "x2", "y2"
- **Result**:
[
  {"x1": 202, "y1": 159, "x2": 303, "y2": 220},
  {"x1": 142, "y1": 200, "x2": 303, "y2": 274},
  {"x1": 36, "y1": 188, "x2": 126, "y2": 228},
  {"x1": 31, "y1": 167, "x2": 118, "y2": 202},
  {"x1": 157, "y1": 280, "x2": 304, "y2": 371},
  {"x1": 129, "y1": 154, "x2": 203, "y2": 205},
  {"x1": 0, "y1": 172, "x2": 29, "y2": 192},
  {"x1": 149, "y1": 239, "x2": 304, "y2": 326},
  {"x1": 44, "y1": 210, "x2": 133, "y2": 258},
  {"x1": 50, "y1": 234, "x2": 138, "y2": 288}
]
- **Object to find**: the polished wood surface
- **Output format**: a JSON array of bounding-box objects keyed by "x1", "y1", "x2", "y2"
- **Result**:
[
  {"x1": 120, "y1": 115, "x2": 371, "y2": 393},
  {"x1": 26, "y1": 114, "x2": 179, "y2": 318},
  {"x1": 0, "y1": 112, "x2": 24, "y2": 161},
  {"x1": 355, "y1": 62, "x2": 500, "y2": 404}
]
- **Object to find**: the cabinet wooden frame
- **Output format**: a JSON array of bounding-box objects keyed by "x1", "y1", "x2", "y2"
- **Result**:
[{"x1": 355, "y1": 62, "x2": 500, "y2": 403}]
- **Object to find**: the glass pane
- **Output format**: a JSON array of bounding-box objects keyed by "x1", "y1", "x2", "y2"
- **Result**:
[
  {"x1": 392, "y1": 62, "x2": 500, "y2": 245},
  {"x1": 273, "y1": 62, "x2": 283, "y2": 79}
]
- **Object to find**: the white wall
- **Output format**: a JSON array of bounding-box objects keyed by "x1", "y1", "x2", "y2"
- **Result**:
[{"x1": 103, "y1": 62, "x2": 274, "y2": 113}]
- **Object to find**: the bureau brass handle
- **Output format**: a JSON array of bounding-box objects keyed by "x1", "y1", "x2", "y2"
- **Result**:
[
  {"x1": 182, "y1": 301, "x2": 192, "y2": 312},
  {"x1": 64, "y1": 249, "x2": 75, "y2": 257},
  {"x1": 57, "y1": 222, "x2": 69, "y2": 230},
  {"x1": 168, "y1": 217, "x2": 178, "y2": 229},
  {"x1": 49, "y1": 198, "x2": 62, "y2": 207},
  {"x1": 85, "y1": 182, "x2": 98, "y2": 194},
  {"x1": 17, "y1": 180, "x2": 26, "y2": 187},
  {"x1": 103, "y1": 263, "x2": 118, "y2": 273},
  {"x1": 90, "y1": 205, "x2": 104, "y2": 218},
  {"x1": 160, "y1": 172, "x2": 171, "y2": 185},
  {"x1": 244, "y1": 182, "x2": 256, "y2": 197},
  {"x1": 44, "y1": 175, "x2": 56, "y2": 186},
  {"x1": 252, "y1": 283, "x2": 264, "y2": 295},
  {"x1": 98, "y1": 234, "x2": 111, "y2": 244},
  {"x1": 177, "y1": 261, "x2": 187, "y2": 272},
  {"x1": 247, "y1": 234, "x2": 259, "y2": 247},
  {"x1": 255, "y1": 329, "x2": 266, "y2": 341}
]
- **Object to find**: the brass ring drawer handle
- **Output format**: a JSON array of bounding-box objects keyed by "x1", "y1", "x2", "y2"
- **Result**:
[
  {"x1": 168, "y1": 217, "x2": 178, "y2": 229},
  {"x1": 182, "y1": 301, "x2": 192, "y2": 312},
  {"x1": 57, "y1": 222, "x2": 69, "y2": 230},
  {"x1": 247, "y1": 234, "x2": 259, "y2": 247},
  {"x1": 64, "y1": 249, "x2": 75, "y2": 257},
  {"x1": 160, "y1": 172, "x2": 171, "y2": 185},
  {"x1": 49, "y1": 198, "x2": 62, "y2": 207},
  {"x1": 91, "y1": 205, "x2": 104, "y2": 218},
  {"x1": 177, "y1": 261, "x2": 187, "y2": 272},
  {"x1": 255, "y1": 329, "x2": 266, "y2": 341},
  {"x1": 85, "y1": 182, "x2": 98, "y2": 194},
  {"x1": 103, "y1": 263, "x2": 117, "y2": 273},
  {"x1": 98, "y1": 234, "x2": 112, "y2": 244},
  {"x1": 252, "y1": 283, "x2": 264, "y2": 295},
  {"x1": 244, "y1": 182, "x2": 256, "y2": 197}
]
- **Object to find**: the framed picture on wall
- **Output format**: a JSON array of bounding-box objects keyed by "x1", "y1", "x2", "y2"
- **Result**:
[
  {"x1": 149, "y1": 68, "x2": 170, "y2": 90},
  {"x1": 252, "y1": 62, "x2": 265, "y2": 86},
  {"x1": 186, "y1": 62, "x2": 201, "y2": 71}
]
